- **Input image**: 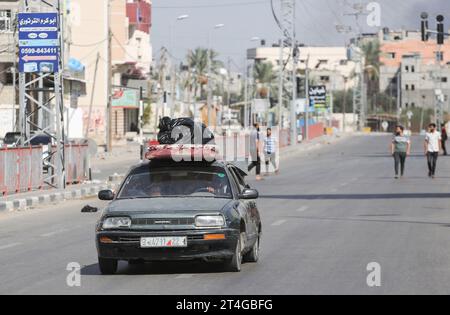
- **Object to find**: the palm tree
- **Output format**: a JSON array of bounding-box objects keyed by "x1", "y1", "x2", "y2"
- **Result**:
[
  {"x1": 186, "y1": 47, "x2": 223, "y2": 100},
  {"x1": 253, "y1": 61, "x2": 277, "y2": 98},
  {"x1": 361, "y1": 40, "x2": 382, "y2": 112}
]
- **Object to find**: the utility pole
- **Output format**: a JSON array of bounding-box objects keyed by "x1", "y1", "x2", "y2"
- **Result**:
[
  {"x1": 18, "y1": 0, "x2": 66, "y2": 188},
  {"x1": 106, "y1": 0, "x2": 113, "y2": 152},
  {"x1": 277, "y1": 0, "x2": 296, "y2": 130},
  {"x1": 345, "y1": 1, "x2": 368, "y2": 131},
  {"x1": 421, "y1": 12, "x2": 448, "y2": 129},
  {"x1": 305, "y1": 55, "x2": 310, "y2": 141},
  {"x1": 244, "y1": 56, "x2": 249, "y2": 129},
  {"x1": 436, "y1": 15, "x2": 445, "y2": 130},
  {"x1": 290, "y1": 43, "x2": 298, "y2": 146}
]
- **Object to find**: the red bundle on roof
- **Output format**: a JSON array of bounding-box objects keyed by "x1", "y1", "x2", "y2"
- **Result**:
[{"x1": 145, "y1": 144, "x2": 219, "y2": 162}]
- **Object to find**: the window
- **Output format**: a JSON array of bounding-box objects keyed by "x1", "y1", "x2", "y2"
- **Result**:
[
  {"x1": 118, "y1": 166, "x2": 233, "y2": 200},
  {"x1": 405, "y1": 84, "x2": 409, "y2": 91},
  {"x1": 405, "y1": 66, "x2": 409, "y2": 72},
  {"x1": 387, "y1": 52, "x2": 396, "y2": 59},
  {"x1": 442, "y1": 77, "x2": 448, "y2": 83},
  {"x1": 320, "y1": 76, "x2": 330, "y2": 82},
  {"x1": 412, "y1": 66, "x2": 415, "y2": 73},
  {"x1": 436, "y1": 51, "x2": 444, "y2": 62},
  {"x1": 411, "y1": 102, "x2": 415, "y2": 108},
  {"x1": 411, "y1": 85, "x2": 415, "y2": 91},
  {"x1": 0, "y1": 10, "x2": 12, "y2": 32}
]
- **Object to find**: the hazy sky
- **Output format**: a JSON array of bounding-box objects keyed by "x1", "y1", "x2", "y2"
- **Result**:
[{"x1": 152, "y1": 0, "x2": 450, "y2": 70}]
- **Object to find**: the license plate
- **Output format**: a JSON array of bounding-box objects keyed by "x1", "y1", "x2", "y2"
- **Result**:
[{"x1": 140, "y1": 236, "x2": 187, "y2": 248}]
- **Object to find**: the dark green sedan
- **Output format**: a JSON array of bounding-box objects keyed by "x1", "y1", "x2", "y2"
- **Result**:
[{"x1": 95, "y1": 159, "x2": 262, "y2": 274}]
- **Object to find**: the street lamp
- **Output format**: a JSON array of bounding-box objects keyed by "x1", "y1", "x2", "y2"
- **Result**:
[
  {"x1": 244, "y1": 36, "x2": 262, "y2": 129},
  {"x1": 207, "y1": 23, "x2": 225, "y2": 127},
  {"x1": 169, "y1": 14, "x2": 190, "y2": 117}
]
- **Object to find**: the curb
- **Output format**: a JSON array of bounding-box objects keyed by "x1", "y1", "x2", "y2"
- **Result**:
[{"x1": 0, "y1": 181, "x2": 121, "y2": 213}]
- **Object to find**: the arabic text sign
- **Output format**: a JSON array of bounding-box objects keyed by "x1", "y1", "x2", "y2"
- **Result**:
[
  {"x1": 18, "y1": 13, "x2": 59, "y2": 73},
  {"x1": 309, "y1": 85, "x2": 327, "y2": 109}
]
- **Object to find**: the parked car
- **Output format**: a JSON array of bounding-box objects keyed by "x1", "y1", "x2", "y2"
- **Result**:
[{"x1": 94, "y1": 148, "x2": 262, "y2": 275}]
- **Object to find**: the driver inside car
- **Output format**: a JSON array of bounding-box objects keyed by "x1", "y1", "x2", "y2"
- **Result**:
[{"x1": 193, "y1": 173, "x2": 229, "y2": 197}]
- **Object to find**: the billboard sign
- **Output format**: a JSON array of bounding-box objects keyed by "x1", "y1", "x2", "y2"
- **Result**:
[
  {"x1": 309, "y1": 85, "x2": 327, "y2": 109},
  {"x1": 18, "y1": 13, "x2": 59, "y2": 73},
  {"x1": 112, "y1": 89, "x2": 139, "y2": 108}
]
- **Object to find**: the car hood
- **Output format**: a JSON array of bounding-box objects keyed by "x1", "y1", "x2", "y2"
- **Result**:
[{"x1": 104, "y1": 197, "x2": 234, "y2": 215}]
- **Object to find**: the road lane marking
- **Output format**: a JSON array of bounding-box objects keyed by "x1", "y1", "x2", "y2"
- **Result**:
[
  {"x1": 297, "y1": 206, "x2": 309, "y2": 212},
  {"x1": 175, "y1": 274, "x2": 194, "y2": 279},
  {"x1": 0, "y1": 243, "x2": 21, "y2": 250},
  {"x1": 40, "y1": 228, "x2": 69, "y2": 238},
  {"x1": 272, "y1": 220, "x2": 287, "y2": 226}
]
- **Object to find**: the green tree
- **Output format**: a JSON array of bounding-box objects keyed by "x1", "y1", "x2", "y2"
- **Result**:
[
  {"x1": 186, "y1": 48, "x2": 223, "y2": 100},
  {"x1": 253, "y1": 61, "x2": 277, "y2": 98},
  {"x1": 361, "y1": 40, "x2": 382, "y2": 113}
]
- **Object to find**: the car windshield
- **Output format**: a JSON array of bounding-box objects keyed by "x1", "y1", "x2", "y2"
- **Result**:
[{"x1": 117, "y1": 166, "x2": 232, "y2": 199}]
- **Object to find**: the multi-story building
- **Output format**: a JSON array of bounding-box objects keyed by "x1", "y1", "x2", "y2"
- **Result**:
[
  {"x1": 0, "y1": 0, "x2": 18, "y2": 137},
  {"x1": 70, "y1": 0, "x2": 152, "y2": 144},
  {"x1": 247, "y1": 45, "x2": 357, "y2": 92},
  {"x1": 378, "y1": 28, "x2": 450, "y2": 112},
  {"x1": 401, "y1": 53, "x2": 450, "y2": 111}
]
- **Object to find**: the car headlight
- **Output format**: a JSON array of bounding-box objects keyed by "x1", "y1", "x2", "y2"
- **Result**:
[
  {"x1": 102, "y1": 217, "x2": 131, "y2": 229},
  {"x1": 195, "y1": 215, "x2": 225, "y2": 228}
]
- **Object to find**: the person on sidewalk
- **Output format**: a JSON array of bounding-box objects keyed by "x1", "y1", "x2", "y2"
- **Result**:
[
  {"x1": 248, "y1": 123, "x2": 263, "y2": 181},
  {"x1": 263, "y1": 128, "x2": 279, "y2": 175},
  {"x1": 425, "y1": 123, "x2": 442, "y2": 179},
  {"x1": 391, "y1": 125, "x2": 410, "y2": 179},
  {"x1": 441, "y1": 124, "x2": 448, "y2": 156}
]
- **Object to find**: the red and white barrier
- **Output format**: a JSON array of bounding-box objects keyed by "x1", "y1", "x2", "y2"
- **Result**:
[{"x1": 0, "y1": 146, "x2": 44, "y2": 196}]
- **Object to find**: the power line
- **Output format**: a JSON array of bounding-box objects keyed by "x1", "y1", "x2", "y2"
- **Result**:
[{"x1": 154, "y1": 0, "x2": 269, "y2": 9}]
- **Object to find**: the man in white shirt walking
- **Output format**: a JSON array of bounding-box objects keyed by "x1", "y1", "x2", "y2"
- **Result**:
[
  {"x1": 424, "y1": 123, "x2": 442, "y2": 179},
  {"x1": 263, "y1": 128, "x2": 279, "y2": 175}
]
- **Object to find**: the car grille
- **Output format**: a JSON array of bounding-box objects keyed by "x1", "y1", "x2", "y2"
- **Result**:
[{"x1": 132, "y1": 218, "x2": 195, "y2": 226}]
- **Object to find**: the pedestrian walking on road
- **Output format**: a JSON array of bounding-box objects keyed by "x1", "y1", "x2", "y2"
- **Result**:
[
  {"x1": 248, "y1": 123, "x2": 263, "y2": 181},
  {"x1": 391, "y1": 125, "x2": 411, "y2": 179},
  {"x1": 263, "y1": 128, "x2": 279, "y2": 175},
  {"x1": 425, "y1": 123, "x2": 442, "y2": 179},
  {"x1": 441, "y1": 124, "x2": 448, "y2": 156}
]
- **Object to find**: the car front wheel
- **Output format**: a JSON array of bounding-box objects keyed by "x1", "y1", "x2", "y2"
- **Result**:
[
  {"x1": 98, "y1": 257, "x2": 118, "y2": 275},
  {"x1": 224, "y1": 232, "x2": 245, "y2": 272}
]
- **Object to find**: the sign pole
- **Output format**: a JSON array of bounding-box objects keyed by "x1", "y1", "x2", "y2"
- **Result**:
[{"x1": 18, "y1": 0, "x2": 65, "y2": 189}]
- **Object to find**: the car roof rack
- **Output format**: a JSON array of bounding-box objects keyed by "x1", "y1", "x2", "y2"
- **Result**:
[{"x1": 145, "y1": 144, "x2": 220, "y2": 162}]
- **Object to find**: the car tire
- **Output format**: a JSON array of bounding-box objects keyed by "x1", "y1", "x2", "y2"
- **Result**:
[
  {"x1": 98, "y1": 257, "x2": 118, "y2": 275},
  {"x1": 224, "y1": 232, "x2": 245, "y2": 272},
  {"x1": 244, "y1": 236, "x2": 260, "y2": 263}
]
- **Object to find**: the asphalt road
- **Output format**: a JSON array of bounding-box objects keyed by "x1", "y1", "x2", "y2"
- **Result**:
[{"x1": 2, "y1": 134, "x2": 450, "y2": 295}]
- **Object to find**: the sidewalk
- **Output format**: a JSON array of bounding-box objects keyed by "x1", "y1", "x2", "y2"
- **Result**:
[{"x1": 0, "y1": 133, "x2": 352, "y2": 213}]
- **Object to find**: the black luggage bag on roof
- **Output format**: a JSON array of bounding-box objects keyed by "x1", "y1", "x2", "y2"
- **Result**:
[{"x1": 157, "y1": 117, "x2": 215, "y2": 145}]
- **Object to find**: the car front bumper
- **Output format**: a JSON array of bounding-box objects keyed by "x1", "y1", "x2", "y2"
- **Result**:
[{"x1": 96, "y1": 229, "x2": 239, "y2": 262}]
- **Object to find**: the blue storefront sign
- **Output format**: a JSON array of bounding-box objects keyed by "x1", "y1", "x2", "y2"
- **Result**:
[{"x1": 18, "y1": 13, "x2": 59, "y2": 73}]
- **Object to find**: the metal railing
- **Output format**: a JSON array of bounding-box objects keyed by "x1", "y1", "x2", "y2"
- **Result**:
[
  {"x1": 0, "y1": 146, "x2": 44, "y2": 196},
  {"x1": 50, "y1": 144, "x2": 90, "y2": 185}
]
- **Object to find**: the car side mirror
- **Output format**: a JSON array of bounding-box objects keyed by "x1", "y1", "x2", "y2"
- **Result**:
[
  {"x1": 98, "y1": 190, "x2": 115, "y2": 201},
  {"x1": 239, "y1": 189, "x2": 259, "y2": 200}
]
